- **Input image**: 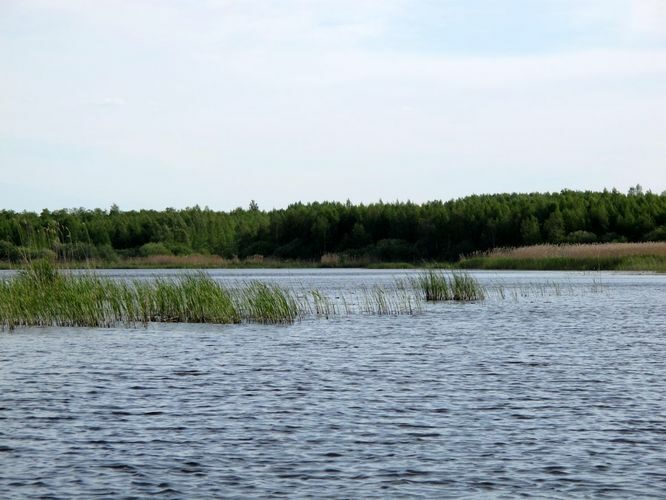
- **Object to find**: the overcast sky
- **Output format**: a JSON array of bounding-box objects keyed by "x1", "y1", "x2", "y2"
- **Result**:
[{"x1": 2, "y1": 0, "x2": 665, "y2": 211}]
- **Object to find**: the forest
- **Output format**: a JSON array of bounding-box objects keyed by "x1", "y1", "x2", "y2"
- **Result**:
[{"x1": 1, "y1": 187, "x2": 665, "y2": 264}]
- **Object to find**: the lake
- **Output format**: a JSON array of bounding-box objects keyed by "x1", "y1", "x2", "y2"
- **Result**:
[{"x1": 1, "y1": 269, "x2": 665, "y2": 497}]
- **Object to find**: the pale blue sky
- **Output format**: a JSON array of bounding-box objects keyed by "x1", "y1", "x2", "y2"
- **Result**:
[{"x1": 1, "y1": 0, "x2": 665, "y2": 211}]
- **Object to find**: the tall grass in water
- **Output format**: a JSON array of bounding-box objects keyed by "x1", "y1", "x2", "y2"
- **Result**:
[
  {"x1": 356, "y1": 285, "x2": 420, "y2": 315},
  {"x1": 0, "y1": 262, "x2": 433, "y2": 330},
  {"x1": 233, "y1": 282, "x2": 300, "y2": 324},
  {"x1": 309, "y1": 289, "x2": 337, "y2": 318},
  {"x1": 414, "y1": 270, "x2": 485, "y2": 301},
  {"x1": 0, "y1": 261, "x2": 301, "y2": 330},
  {"x1": 302, "y1": 285, "x2": 420, "y2": 317}
]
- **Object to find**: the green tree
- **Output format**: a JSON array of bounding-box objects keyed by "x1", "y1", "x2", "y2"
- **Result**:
[{"x1": 520, "y1": 215, "x2": 541, "y2": 245}]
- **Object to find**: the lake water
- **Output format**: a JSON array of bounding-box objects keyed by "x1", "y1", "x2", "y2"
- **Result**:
[{"x1": 1, "y1": 269, "x2": 665, "y2": 498}]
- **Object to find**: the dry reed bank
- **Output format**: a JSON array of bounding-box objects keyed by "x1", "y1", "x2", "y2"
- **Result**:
[
  {"x1": 459, "y1": 242, "x2": 666, "y2": 271},
  {"x1": 2, "y1": 242, "x2": 666, "y2": 271}
]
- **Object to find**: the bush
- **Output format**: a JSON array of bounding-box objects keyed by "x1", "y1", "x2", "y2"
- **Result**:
[
  {"x1": 166, "y1": 242, "x2": 193, "y2": 256},
  {"x1": 566, "y1": 230, "x2": 598, "y2": 244},
  {"x1": 240, "y1": 241, "x2": 276, "y2": 259},
  {"x1": 273, "y1": 238, "x2": 309, "y2": 259},
  {"x1": 644, "y1": 226, "x2": 666, "y2": 242},
  {"x1": 373, "y1": 239, "x2": 417, "y2": 262},
  {"x1": 600, "y1": 232, "x2": 627, "y2": 243},
  {"x1": 139, "y1": 242, "x2": 173, "y2": 257},
  {"x1": 95, "y1": 244, "x2": 119, "y2": 262},
  {"x1": 0, "y1": 240, "x2": 21, "y2": 262}
]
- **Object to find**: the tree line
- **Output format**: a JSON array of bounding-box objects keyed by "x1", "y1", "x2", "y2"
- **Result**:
[{"x1": 1, "y1": 188, "x2": 665, "y2": 263}]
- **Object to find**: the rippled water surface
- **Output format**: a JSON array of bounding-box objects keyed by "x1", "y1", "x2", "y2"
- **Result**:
[{"x1": 1, "y1": 270, "x2": 665, "y2": 498}]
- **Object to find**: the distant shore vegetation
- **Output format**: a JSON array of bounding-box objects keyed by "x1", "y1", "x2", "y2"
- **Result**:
[
  {"x1": 1, "y1": 187, "x2": 666, "y2": 271},
  {"x1": 459, "y1": 242, "x2": 666, "y2": 272}
]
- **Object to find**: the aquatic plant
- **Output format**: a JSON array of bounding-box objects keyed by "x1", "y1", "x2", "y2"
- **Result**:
[
  {"x1": 234, "y1": 281, "x2": 300, "y2": 324},
  {"x1": 0, "y1": 262, "x2": 301, "y2": 329},
  {"x1": 310, "y1": 289, "x2": 336, "y2": 318},
  {"x1": 351, "y1": 285, "x2": 415, "y2": 315},
  {"x1": 2, "y1": 262, "x2": 455, "y2": 331},
  {"x1": 413, "y1": 270, "x2": 485, "y2": 301}
]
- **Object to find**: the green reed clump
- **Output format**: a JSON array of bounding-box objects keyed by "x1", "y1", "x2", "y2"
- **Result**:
[
  {"x1": 233, "y1": 281, "x2": 300, "y2": 324},
  {"x1": 0, "y1": 263, "x2": 124, "y2": 329},
  {"x1": 352, "y1": 284, "x2": 421, "y2": 315},
  {"x1": 135, "y1": 274, "x2": 241, "y2": 324},
  {"x1": 450, "y1": 272, "x2": 485, "y2": 301},
  {"x1": 415, "y1": 270, "x2": 450, "y2": 301},
  {"x1": 0, "y1": 262, "x2": 304, "y2": 329},
  {"x1": 1, "y1": 262, "x2": 441, "y2": 330},
  {"x1": 413, "y1": 270, "x2": 485, "y2": 301},
  {"x1": 21, "y1": 258, "x2": 60, "y2": 286}
]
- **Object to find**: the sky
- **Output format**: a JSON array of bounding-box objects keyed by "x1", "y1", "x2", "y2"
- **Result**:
[{"x1": 1, "y1": 0, "x2": 666, "y2": 211}]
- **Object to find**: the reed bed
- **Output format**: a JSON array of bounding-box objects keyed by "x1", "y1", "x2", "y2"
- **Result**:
[
  {"x1": 0, "y1": 261, "x2": 303, "y2": 330},
  {"x1": 482, "y1": 242, "x2": 666, "y2": 259},
  {"x1": 0, "y1": 261, "x2": 435, "y2": 330},
  {"x1": 460, "y1": 242, "x2": 666, "y2": 271},
  {"x1": 233, "y1": 282, "x2": 300, "y2": 324},
  {"x1": 355, "y1": 285, "x2": 421, "y2": 315},
  {"x1": 7, "y1": 261, "x2": 620, "y2": 332},
  {"x1": 413, "y1": 270, "x2": 485, "y2": 301},
  {"x1": 96, "y1": 254, "x2": 318, "y2": 269}
]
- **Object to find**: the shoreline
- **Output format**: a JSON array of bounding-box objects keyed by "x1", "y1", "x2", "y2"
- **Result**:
[
  {"x1": 1, "y1": 261, "x2": 664, "y2": 273},
  {"x1": 1, "y1": 243, "x2": 665, "y2": 273}
]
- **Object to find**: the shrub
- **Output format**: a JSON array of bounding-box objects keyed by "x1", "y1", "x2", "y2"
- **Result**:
[
  {"x1": 139, "y1": 242, "x2": 173, "y2": 257},
  {"x1": 95, "y1": 244, "x2": 119, "y2": 262},
  {"x1": 0, "y1": 240, "x2": 21, "y2": 262},
  {"x1": 374, "y1": 239, "x2": 417, "y2": 262},
  {"x1": 166, "y1": 242, "x2": 193, "y2": 256},
  {"x1": 566, "y1": 231, "x2": 598, "y2": 244},
  {"x1": 645, "y1": 226, "x2": 666, "y2": 242}
]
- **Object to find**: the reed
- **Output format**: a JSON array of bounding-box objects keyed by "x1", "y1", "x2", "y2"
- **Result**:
[
  {"x1": 2, "y1": 262, "x2": 456, "y2": 330},
  {"x1": 460, "y1": 242, "x2": 666, "y2": 271},
  {"x1": 413, "y1": 270, "x2": 485, "y2": 301},
  {"x1": 482, "y1": 242, "x2": 666, "y2": 259},
  {"x1": 0, "y1": 261, "x2": 303, "y2": 329},
  {"x1": 351, "y1": 285, "x2": 419, "y2": 315},
  {"x1": 96, "y1": 254, "x2": 320, "y2": 269},
  {"x1": 484, "y1": 276, "x2": 609, "y2": 301},
  {"x1": 310, "y1": 289, "x2": 336, "y2": 317},
  {"x1": 233, "y1": 282, "x2": 300, "y2": 324}
]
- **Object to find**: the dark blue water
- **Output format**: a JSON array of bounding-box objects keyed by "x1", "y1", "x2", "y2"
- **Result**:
[{"x1": 1, "y1": 270, "x2": 665, "y2": 498}]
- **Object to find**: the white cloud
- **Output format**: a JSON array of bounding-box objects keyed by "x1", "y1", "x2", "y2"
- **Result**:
[
  {"x1": 2, "y1": 0, "x2": 666, "y2": 209},
  {"x1": 629, "y1": 0, "x2": 666, "y2": 39},
  {"x1": 93, "y1": 97, "x2": 126, "y2": 107}
]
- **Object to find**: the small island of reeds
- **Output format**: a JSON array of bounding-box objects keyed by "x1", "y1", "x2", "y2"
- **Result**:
[{"x1": 0, "y1": 261, "x2": 486, "y2": 330}]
